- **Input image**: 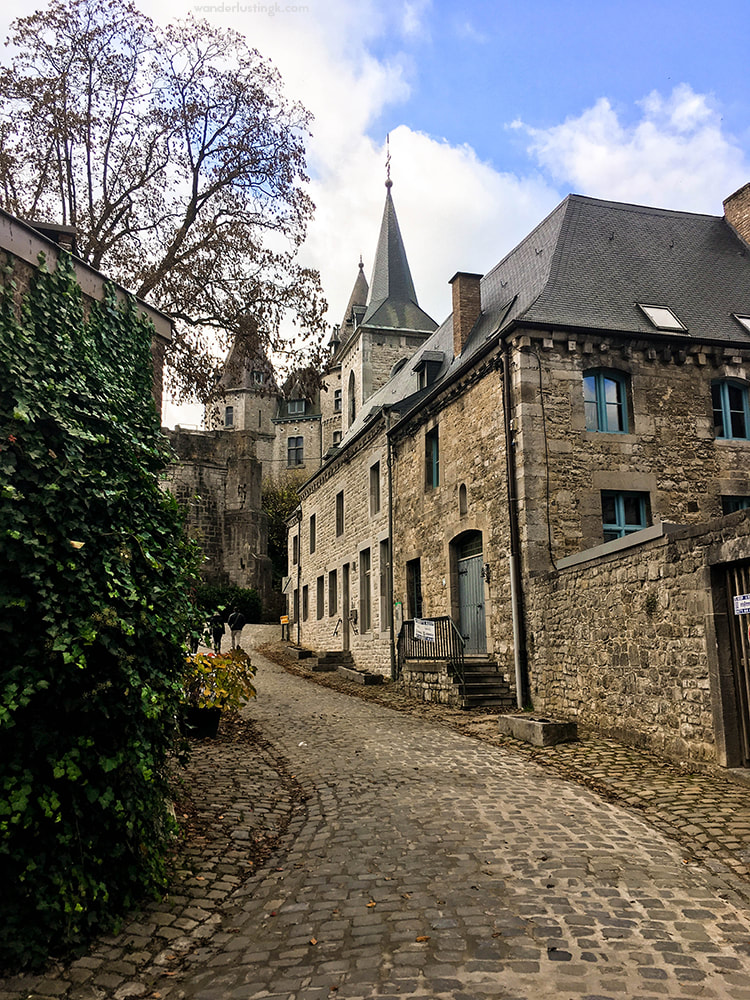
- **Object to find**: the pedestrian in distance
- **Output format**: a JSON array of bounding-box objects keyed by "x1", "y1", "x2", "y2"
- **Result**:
[
  {"x1": 227, "y1": 606, "x2": 246, "y2": 649},
  {"x1": 210, "y1": 611, "x2": 225, "y2": 653}
]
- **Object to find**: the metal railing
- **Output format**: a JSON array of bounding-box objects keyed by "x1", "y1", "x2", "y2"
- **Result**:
[{"x1": 396, "y1": 616, "x2": 466, "y2": 699}]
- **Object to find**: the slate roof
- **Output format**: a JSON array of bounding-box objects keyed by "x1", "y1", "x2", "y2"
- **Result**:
[
  {"x1": 216, "y1": 336, "x2": 278, "y2": 392},
  {"x1": 332, "y1": 193, "x2": 750, "y2": 454},
  {"x1": 361, "y1": 183, "x2": 438, "y2": 334}
]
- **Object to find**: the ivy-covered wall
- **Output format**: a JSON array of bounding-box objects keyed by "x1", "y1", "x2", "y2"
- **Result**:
[{"x1": 0, "y1": 251, "x2": 198, "y2": 970}]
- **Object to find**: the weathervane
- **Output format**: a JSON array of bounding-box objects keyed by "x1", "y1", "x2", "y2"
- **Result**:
[{"x1": 385, "y1": 133, "x2": 392, "y2": 189}]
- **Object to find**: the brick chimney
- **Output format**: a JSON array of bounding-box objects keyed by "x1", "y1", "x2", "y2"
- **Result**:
[
  {"x1": 724, "y1": 182, "x2": 750, "y2": 246},
  {"x1": 449, "y1": 271, "x2": 483, "y2": 358}
]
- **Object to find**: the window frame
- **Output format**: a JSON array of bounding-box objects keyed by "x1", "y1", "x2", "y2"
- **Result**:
[
  {"x1": 287, "y1": 435, "x2": 304, "y2": 467},
  {"x1": 335, "y1": 490, "x2": 344, "y2": 537},
  {"x1": 370, "y1": 461, "x2": 381, "y2": 516},
  {"x1": 712, "y1": 379, "x2": 750, "y2": 440},
  {"x1": 288, "y1": 398, "x2": 306, "y2": 416},
  {"x1": 224, "y1": 405, "x2": 234, "y2": 428},
  {"x1": 601, "y1": 490, "x2": 649, "y2": 542},
  {"x1": 309, "y1": 513, "x2": 316, "y2": 554},
  {"x1": 334, "y1": 388, "x2": 342, "y2": 412},
  {"x1": 425, "y1": 427, "x2": 439, "y2": 490},
  {"x1": 316, "y1": 575, "x2": 325, "y2": 620},
  {"x1": 360, "y1": 547, "x2": 371, "y2": 633},
  {"x1": 328, "y1": 569, "x2": 338, "y2": 617},
  {"x1": 583, "y1": 369, "x2": 629, "y2": 434}
]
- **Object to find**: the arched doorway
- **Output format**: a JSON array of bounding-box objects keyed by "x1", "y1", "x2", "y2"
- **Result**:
[{"x1": 452, "y1": 530, "x2": 486, "y2": 655}]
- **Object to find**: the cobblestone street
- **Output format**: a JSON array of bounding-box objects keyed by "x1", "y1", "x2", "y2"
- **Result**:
[{"x1": 4, "y1": 626, "x2": 750, "y2": 999}]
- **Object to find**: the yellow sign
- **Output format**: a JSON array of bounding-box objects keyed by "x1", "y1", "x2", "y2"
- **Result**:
[{"x1": 280, "y1": 615, "x2": 289, "y2": 624}]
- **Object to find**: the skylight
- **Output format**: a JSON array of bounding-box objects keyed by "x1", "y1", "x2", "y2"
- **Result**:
[
  {"x1": 733, "y1": 314, "x2": 750, "y2": 335},
  {"x1": 637, "y1": 304, "x2": 687, "y2": 332}
]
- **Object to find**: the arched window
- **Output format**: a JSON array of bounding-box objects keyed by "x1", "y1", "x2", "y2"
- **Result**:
[
  {"x1": 583, "y1": 370, "x2": 629, "y2": 433},
  {"x1": 459, "y1": 483, "x2": 468, "y2": 516},
  {"x1": 712, "y1": 379, "x2": 750, "y2": 439},
  {"x1": 348, "y1": 370, "x2": 357, "y2": 427}
]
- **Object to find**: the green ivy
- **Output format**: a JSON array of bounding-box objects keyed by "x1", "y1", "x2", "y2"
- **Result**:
[{"x1": 0, "y1": 253, "x2": 200, "y2": 970}]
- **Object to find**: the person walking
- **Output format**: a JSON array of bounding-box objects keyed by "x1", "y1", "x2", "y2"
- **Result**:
[
  {"x1": 227, "y1": 607, "x2": 246, "y2": 649},
  {"x1": 209, "y1": 611, "x2": 225, "y2": 653}
]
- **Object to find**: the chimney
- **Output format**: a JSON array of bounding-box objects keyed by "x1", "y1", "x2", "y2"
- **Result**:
[
  {"x1": 724, "y1": 182, "x2": 750, "y2": 246},
  {"x1": 450, "y1": 271, "x2": 483, "y2": 358}
]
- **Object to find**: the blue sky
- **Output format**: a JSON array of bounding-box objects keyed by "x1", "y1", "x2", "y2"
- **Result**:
[
  {"x1": 1, "y1": 0, "x2": 748, "y2": 425},
  {"x1": 369, "y1": 0, "x2": 750, "y2": 176}
]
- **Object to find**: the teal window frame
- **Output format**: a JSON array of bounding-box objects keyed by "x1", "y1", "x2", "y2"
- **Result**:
[
  {"x1": 722, "y1": 496, "x2": 750, "y2": 514},
  {"x1": 583, "y1": 370, "x2": 629, "y2": 433},
  {"x1": 601, "y1": 490, "x2": 648, "y2": 542},
  {"x1": 425, "y1": 427, "x2": 439, "y2": 490},
  {"x1": 712, "y1": 379, "x2": 750, "y2": 440}
]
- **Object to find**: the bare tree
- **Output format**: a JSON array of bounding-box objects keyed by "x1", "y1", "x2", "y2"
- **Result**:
[{"x1": 0, "y1": 0, "x2": 327, "y2": 400}]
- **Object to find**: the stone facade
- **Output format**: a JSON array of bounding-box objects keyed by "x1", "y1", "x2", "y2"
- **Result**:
[
  {"x1": 291, "y1": 187, "x2": 750, "y2": 770},
  {"x1": 164, "y1": 428, "x2": 272, "y2": 606}
]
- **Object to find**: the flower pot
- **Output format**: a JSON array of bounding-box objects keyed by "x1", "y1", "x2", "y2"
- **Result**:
[{"x1": 181, "y1": 706, "x2": 221, "y2": 739}]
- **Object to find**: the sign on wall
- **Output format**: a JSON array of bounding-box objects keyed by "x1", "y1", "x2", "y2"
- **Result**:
[{"x1": 734, "y1": 594, "x2": 750, "y2": 615}]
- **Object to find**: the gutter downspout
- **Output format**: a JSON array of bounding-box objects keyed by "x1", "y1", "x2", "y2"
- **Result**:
[
  {"x1": 385, "y1": 406, "x2": 397, "y2": 680},
  {"x1": 501, "y1": 340, "x2": 530, "y2": 708},
  {"x1": 296, "y1": 506, "x2": 302, "y2": 647}
]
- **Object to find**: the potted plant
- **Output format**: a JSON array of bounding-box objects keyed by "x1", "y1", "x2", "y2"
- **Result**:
[{"x1": 181, "y1": 648, "x2": 257, "y2": 738}]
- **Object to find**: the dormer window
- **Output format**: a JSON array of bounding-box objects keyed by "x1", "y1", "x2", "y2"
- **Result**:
[
  {"x1": 224, "y1": 405, "x2": 234, "y2": 428},
  {"x1": 251, "y1": 370, "x2": 265, "y2": 385},
  {"x1": 288, "y1": 398, "x2": 306, "y2": 416},
  {"x1": 413, "y1": 351, "x2": 444, "y2": 390}
]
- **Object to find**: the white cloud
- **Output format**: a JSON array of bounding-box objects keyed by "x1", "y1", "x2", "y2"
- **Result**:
[{"x1": 519, "y1": 84, "x2": 749, "y2": 214}]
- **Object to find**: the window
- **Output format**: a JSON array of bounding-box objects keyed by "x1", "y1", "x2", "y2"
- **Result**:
[
  {"x1": 370, "y1": 462, "x2": 381, "y2": 516},
  {"x1": 722, "y1": 496, "x2": 750, "y2": 514},
  {"x1": 425, "y1": 427, "x2": 439, "y2": 489},
  {"x1": 637, "y1": 303, "x2": 686, "y2": 332},
  {"x1": 288, "y1": 398, "x2": 306, "y2": 415},
  {"x1": 360, "y1": 547, "x2": 371, "y2": 632},
  {"x1": 459, "y1": 483, "x2": 468, "y2": 516},
  {"x1": 293, "y1": 588, "x2": 299, "y2": 622},
  {"x1": 334, "y1": 388, "x2": 342, "y2": 412},
  {"x1": 379, "y1": 538, "x2": 391, "y2": 630},
  {"x1": 406, "y1": 558, "x2": 423, "y2": 619},
  {"x1": 309, "y1": 513, "x2": 316, "y2": 554},
  {"x1": 583, "y1": 370, "x2": 628, "y2": 433},
  {"x1": 601, "y1": 491, "x2": 649, "y2": 542},
  {"x1": 328, "y1": 569, "x2": 338, "y2": 616},
  {"x1": 348, "y1": 370, "x2": 356, "y2": 426},
  {"x1": 287, "y1": 436, "x2": 304, "y2": 466},
  {"x1": 333, "y1": 430, "x2": 342, "y2": 446},
  {"x1": 712, "y1": 380, "x2": 750, "y2": 439},
  {"x1": 336, "y1": 490, "x2": 344, "y2": 536},
  {"x1": 224, "y1": 405, "x2": 234, "y2": 428},
  {"x1": 251, "y1": 370, "x2": 265, "y2": 385},
  {"x1": 292, "y1": 533, "x2": 299, "y2": 565},
  {"x1": 316, "y1": 575, "x2": 324, "y2": 620},
  {"x1": 302, "y1": 585, "x2": 309, "y2": 621}
]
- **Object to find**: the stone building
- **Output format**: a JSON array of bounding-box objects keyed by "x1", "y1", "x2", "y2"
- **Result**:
[{"x1": 290, "y1": 180, "x2": 750, "y2": 772}]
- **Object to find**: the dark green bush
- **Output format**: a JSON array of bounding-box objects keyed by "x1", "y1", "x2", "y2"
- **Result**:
[
  {"x1": 0, "y1": 254, "x2": 199, "y2": 970},
  {"x1": 194, "y1": 584, "x2": 262, "y2": 624}
]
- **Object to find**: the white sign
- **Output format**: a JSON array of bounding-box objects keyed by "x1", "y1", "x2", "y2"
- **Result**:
[
  {"x1": 414, "y1": 618, "x2": 435, "y2": 642},
  {"x1": 733, "y1": 594, "x2": 750, "y2": 615}
]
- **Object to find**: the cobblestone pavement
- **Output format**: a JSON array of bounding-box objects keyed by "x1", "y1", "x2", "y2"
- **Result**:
[{"x1": 4, "y1": 626, "x2": 750, "y2": 999}]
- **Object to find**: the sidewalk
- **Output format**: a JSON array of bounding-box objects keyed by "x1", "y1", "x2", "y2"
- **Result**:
[{"x1": 3, "y1": 629, "x2": 750, "y2": 999}]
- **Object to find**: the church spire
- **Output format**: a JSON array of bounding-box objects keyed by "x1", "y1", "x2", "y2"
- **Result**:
[{"x1": 360, "y1": 145, "x2": 436, "y2": 334}]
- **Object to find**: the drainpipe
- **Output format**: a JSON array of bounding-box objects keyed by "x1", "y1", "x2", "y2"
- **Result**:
[
  {"x1": 385, "y1": 406, "x2": 397, "y2": 680},
  {"x1": 501, "y1": 340, "x2": 530, "y2": 708},
  {"x1": 296, "y1": 505, "x2": 302, "y2": 647}
]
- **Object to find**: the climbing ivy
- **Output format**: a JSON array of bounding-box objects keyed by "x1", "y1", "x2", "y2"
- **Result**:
[{"x1": 0, "y1": 253, "x2": 199, "y2": 970}]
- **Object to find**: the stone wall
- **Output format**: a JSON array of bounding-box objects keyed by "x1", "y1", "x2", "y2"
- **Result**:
[
  {"x1": 509, "y1": 330, "x2": 750, "y2": 573},
  {"x1": 163, "y1": 428, "x2": 272, "y2": 606},
  {"x1": 525, "y1": 512, "x2": 750, "y2": 768},
  {"x1": 725, "y1": 182, "x2": 750, "y2": 245},
  {"x1": 292, "y1": 421, "x2": 393, "y2": 673}
]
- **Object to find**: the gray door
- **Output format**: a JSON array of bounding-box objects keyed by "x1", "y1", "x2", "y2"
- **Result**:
[
  {"x1": 457, "y1": 535, "x2": 486, "y2": 655},
  {"x1": 720, "y1": 560, "x2": 750, "y2": 766}
]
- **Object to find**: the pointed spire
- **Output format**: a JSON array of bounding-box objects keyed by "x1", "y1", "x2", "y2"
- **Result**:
[{"x1": 360, "y1": 156, "x2": 436, "y2": 333}]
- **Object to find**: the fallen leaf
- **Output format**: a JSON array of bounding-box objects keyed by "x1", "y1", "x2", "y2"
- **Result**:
[
  {"x1": 309, "y1": 937, "x2": 318, "y2": 945},
  {"x1": 366, "y1": 901, "x2": 376, "y2": 908},
  {"x1": 401, "y1": 893, "x2": 411, "y2": 899},
  {"x1": 415, "y1": 935, "x2": 430, "y2": 943}
]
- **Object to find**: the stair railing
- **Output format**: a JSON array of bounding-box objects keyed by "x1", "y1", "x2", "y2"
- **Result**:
[{"x1": 396, "y1": 616, "x2": 466, "y2": 699}]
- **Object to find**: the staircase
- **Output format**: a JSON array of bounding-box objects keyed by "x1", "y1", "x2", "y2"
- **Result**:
[
  {"x1": 455, "y1": 658, "x2": 515, "y2": 710},
  {"x1": 311, "y1": 650, "x2": 355, "y2": 673}
]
